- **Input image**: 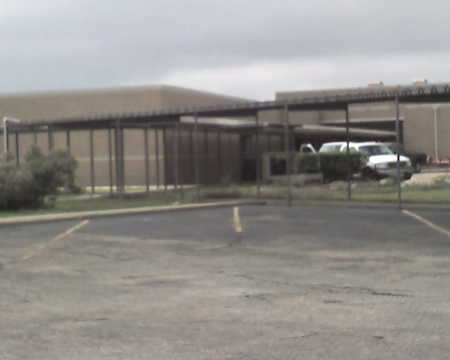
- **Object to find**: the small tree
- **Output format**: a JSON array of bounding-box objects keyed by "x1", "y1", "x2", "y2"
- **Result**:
[
  {"x1": 25, "y1": 146, "x2": 79, "y2": 196},
  {"x1": 0, "y1": 146, "x2": 79, "y2": 210}
]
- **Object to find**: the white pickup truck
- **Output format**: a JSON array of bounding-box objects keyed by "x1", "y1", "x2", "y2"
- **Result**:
[{"x1": 319, "y1": 141, "x2": 413, "y2": 180}]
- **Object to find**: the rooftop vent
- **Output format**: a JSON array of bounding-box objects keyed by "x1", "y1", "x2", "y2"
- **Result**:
[
  {"x1": 368, "y1": 81, "x2": 384, "y2": 87},
  {"x1": 413, "y1": 79, "x2": 428, "y2": 85}
]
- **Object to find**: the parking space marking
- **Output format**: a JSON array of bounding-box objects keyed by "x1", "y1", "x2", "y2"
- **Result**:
[
  {"x1": 233, "y1": 206, "x2": 243, "y2": 233},
  {"x1": 21, "y1": 220, "x2": 90, "y2": 261},
  {"x1": 402, "y1": 210, "x2": 450, "y2": 238}
]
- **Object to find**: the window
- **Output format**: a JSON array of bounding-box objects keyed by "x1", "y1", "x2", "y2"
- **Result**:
[{"x1": 358, "y1": 145, "x2": 393, "y2": 156}]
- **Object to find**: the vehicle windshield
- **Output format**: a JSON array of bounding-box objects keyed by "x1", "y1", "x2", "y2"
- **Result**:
[
  {"x1": 320, "y1": 144, "x2": 343, "y2": 152},
  {"x1": 386, "y1": 143, "x2": 404, "y2": 154},
  {"x1": 359, "y1": 144, "x2": 393, "y2": 156}
]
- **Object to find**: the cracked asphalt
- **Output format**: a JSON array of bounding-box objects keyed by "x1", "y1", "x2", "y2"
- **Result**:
[{"x1": 1, "y1": 205, "x2": 450, "y2": 359}]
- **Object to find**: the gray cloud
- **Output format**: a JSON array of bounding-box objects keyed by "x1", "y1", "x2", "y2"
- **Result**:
[{"x1": 1, "y1": 0, "x2": 450, "y2": 98}]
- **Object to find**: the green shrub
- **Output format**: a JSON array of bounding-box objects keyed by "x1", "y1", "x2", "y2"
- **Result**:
[
  {"x1": 0, "y1": 146, "x2": 79, "y2": 210},
  {"x1": 25, "y1": 146, "x2": 79, "y2": 195},
  {"x1": 295, "y1": 152, "x2": 361, "y2": 181},
  {"x1": 297, "y1": 153, "x2": 321, "y2": 174},
  {"x1": 319, "y1": 152, "x2": 362, "y2": 182}
]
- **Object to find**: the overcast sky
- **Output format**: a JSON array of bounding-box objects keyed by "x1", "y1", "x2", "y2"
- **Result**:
[{"x1": 1, "y1": 0, "x2": 450, "y2": 100}]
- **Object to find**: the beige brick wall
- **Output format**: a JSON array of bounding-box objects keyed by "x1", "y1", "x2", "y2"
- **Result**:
[
  {"x1": 403, "y1": 106, "x2": 435, "y2": 156},
  {"x1": 436, "y1": 106, "x2": 450, "y2": 159}
]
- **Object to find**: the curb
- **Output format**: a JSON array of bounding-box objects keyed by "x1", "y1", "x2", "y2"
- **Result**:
[
  {"x1": 266, "y1": 199, "x2": 450, "y2": 212},
  {"x1": 0, "y1": 200, "x2": 267, "y2": 227}
]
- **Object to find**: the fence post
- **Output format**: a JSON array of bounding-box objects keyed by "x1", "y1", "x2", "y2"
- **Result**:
[
  {"x1": 395, "y1": 97, "x2": 402, "y2": 210},
  {"x1": 33, "y1": 128, "x2": 38, "y2": 145},
  {"x1": 66, "y1": 130, "x2": 71, "y2": 154},
  {"x1": 284, "y1": 105, "x2": 292, "y2": 206},
  {"x1": 144, "y1": 126, "x2": 150, "y2": 193},
  {"x1": 114, "y1": 119, "x2": 124, "y2": 194},
  {"x1": 204, "y1": 128, "x2": 209, "y2": 185},
  {"x1": 89, "y1": 129, "x2": 95, "y2": 195},
  {"x1": 15, "y1": 131, "x2": 20, "y2": 166},
  {"x1": 155, "y1": 128, "x2": 160, "y2": 190},
  {"x1": 255, "y1": 112, "x2": 261, "y2": 198},
  {"x1": 47, "y1": 126, "x2": 54, "y2": 152},
  {"x1": 194, "y1": 114, "x2": 200, "y2": 202},
  {"x1": 163, "y1": 127, "x2": 168, "y2": 192},
  {"x1": 175, "y1": 121, "x2": 184, "y2": 200},
  {"x1": 107, "y1": 127, "x2": 114, "y2": 194},
  {"x1": 345, "y1": 105, "x2": 352, "y2": 200},
  {"x1": 217, "y1": 128, "x2": 222, "y2": 184}
]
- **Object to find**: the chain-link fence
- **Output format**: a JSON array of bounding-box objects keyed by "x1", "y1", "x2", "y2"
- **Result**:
[{"x1": 1, "y1": 99, "x2": 450, "y2": 209}]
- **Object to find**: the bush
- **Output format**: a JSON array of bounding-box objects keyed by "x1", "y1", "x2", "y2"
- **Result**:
[
  {"x1": 0, "y1": 155, "x2": 27, "y2": 209},
  {"x1": 297, "y1": 153, "x2": 321, "y2": 174},
  {"x1": 25, "y1": 146, "x2": 79, "y2": 194},
  {"x1": 319, "y1": 152, "x2": 362, "y2": 182},
  {"x1": 295, "y1": 152, "x2": 361, "y2": 181},
  {"x1": 0, "y1": 146, "x2": 79, "y2": 210},
  {"x1": 267, "y1": 152, "x2": 361, "y2": 182}
]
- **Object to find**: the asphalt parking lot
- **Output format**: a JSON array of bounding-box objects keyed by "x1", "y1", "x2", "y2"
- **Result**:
[{"x1": 1, "y1": 205, "x2": 450, "y2": 360}]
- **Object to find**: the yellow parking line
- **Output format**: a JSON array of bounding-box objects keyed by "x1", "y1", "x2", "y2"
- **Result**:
[
  {"x1": 402, "y1": 210, "x2": 450, "y2": 238},
  {"x1": 21, "y1": 220, "x2": 90, "y2": 261},
  {"x1": 233, "y1": 207, "x2": 243, "y2": 233}
]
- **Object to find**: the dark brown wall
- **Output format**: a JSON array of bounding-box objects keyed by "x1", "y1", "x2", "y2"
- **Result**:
[
  {"x1": 163, "y1": 127, "x2": 242, "y2": 186},
  {"x1": 2, "y1": 123, "x2": 287, "y2": 189}
]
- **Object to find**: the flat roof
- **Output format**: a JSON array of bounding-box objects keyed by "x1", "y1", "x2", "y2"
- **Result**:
[{"x1": 5, "y1": 82, "x2": 450, "y2": 131}]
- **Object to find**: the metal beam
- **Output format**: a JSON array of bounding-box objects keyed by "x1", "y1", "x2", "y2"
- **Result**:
[
  {"x1": 15, "y1": 132, "x2": 20, "y2": 166},
  {"x1": 345, "y1": 106, "x2": 351, "y2": 201},
  {"x1": 163, "y1": 127, "x2": 168, "y2": 191},
  {"x1": 174, "y1": 122, "x2": 183, "y2": 199},
  {"x1": 108, "y1": 127, "x2": 114, "y2": 194},
  {"x1": 267, "y1": 134, "x2": 272, "y2": 152},
  {"x1": 114, "y1": 120, "x2": 124, "y2": 193},
  {"x1": 189, "y1": 128, "x2": 194, "y2": 184},
  {"x1": 255, "y1": 112, "x2": 261, "y2": 198},
  {"x1": 194, "y1": 114, "x2": 200, "y2": 201},
  {"x1": 155, "y1": 129, "x2": 160, "y2": 189},
  {"x1": 17, "y1": 83, "x2": 450, "y2": 130},
  {"x1": 217, "y1": 129, "x2": 222, "y2": 184},
  {"x1": 395, "y1": 97, "x2": 402, "y2": 210},
  {"x1": 204, "y1": 127, "x2": 209, "y2": 185},
  {"x1": 144, "y1": 127, "x2": 150, "y2": 193},
  {"x1": 120, "y1": 128, "x2": 126, "y2": 191},
  {"x1": 66, "y1": 130, "x2": 71, "y2": 154},
  {"x1": 173, "y1": 127, "x2": 178, "y2": 191},
  {"x1": 5, "y1": 131, "x2": 9, "y2": 154},
  {"x1": 284, "y1": 105, "x2": 292, "y2": 207},
  {"x1": 89, "y1": 129, "x2": 95, "y2": 195},
  {"x1": 47, "y1": 127, "x2": 53, "y2": 152}
]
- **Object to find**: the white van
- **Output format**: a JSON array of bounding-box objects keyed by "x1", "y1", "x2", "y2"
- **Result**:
[{"x1": 319, "y1": 141, "x2": 413, "y2": 180}]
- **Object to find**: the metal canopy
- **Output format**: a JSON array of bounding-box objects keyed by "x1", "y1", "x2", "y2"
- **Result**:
[{"x1": 3, "y1": 83, "x2": 450, "y2": 131}]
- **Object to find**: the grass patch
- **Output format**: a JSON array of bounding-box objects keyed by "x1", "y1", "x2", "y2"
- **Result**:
[
  {"x1": 1, "y1": 180, "x2": 449, "y2": 219},
  {"x1": 200, "y1": 184, "x2": 258, "y2": 199},
  {"x1": 197, "y1": 181, "x2": 450, "y2": 204},
  {"x1": 0, "y1": 190, "x2": 187, "y2": 218},
  {"x1": 295, "y1": 181, "x2": 450, "y2": 204}
]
